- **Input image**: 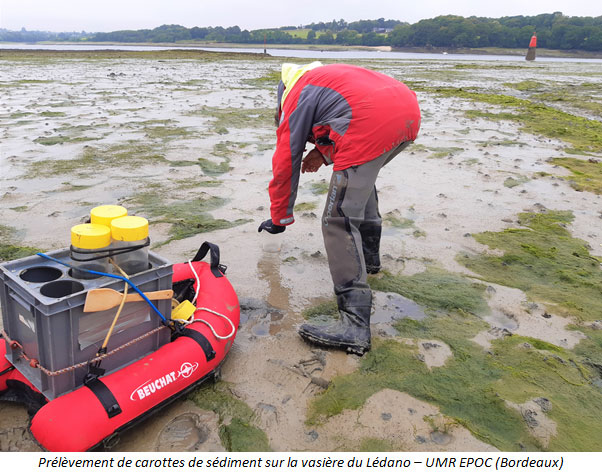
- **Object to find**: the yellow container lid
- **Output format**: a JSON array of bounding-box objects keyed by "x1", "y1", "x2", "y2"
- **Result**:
[
  {"x1": 90, "y1": 205, "x2": 127, "y2": 227},
  {"x1": 172, "y1": 300, "x2": 196, "y2": 321},
  {"x1": 71, "y1": 224, "x2": 111, "y2": 249},
  {"x1": 111, "y1": 216, "x2": 149, "y2": 241}
]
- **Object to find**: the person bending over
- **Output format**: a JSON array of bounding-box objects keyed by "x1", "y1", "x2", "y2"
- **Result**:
[{"x1": 259, "y1": 62, "x2": 421, "y2": 355}]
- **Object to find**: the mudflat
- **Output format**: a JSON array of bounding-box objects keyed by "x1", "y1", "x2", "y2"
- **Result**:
[{"x1": 1, "y1": 50, "x2": 601, "y2": 452}]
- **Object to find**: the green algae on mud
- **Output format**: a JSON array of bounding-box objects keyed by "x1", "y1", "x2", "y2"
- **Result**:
[
  {"x1": 0, "y1": 79, "x2": 53, "y2": 88},
  {"x1": 550, "y1": 157, "x2": 602, "y2": 194},
  {"x1": 533, "y1": 92, "x2": 602, "y2": 119},
  {"x1": 369, "y1": 267, "x2": 489, "y2": 316},
  {"x1": 307, "y1": 265, "x2": 602, "y2": 450},
  {"x1": 359, "y1": 437, "x2": 399, "y2": 452},
  {"x1": 143, "y1": 124, "x2": 197, "y2": 140},
  {"x1": 167, "y1": 177, "x2": 222, "y2": 189},
  {"x1": 295, "y1": 201, "x2": 318, "y2": 212},
  {"x1": 302, "y1": 299, "x2": 338, "y2": 322},
  {"x1": 428, "y1": 147, "x2": 464, "y2": 159},
  {"x1": 27, "y1": 142, "x2": 167, "y2": 177},
  {"x1": 0, "y1": 224, "x2": 41, "y2": 262},
  {"x1": 504, "y1": 80, "x2": 602, "y2": 119},
  {"x1": 198, "y1": 157, "x2": 231, "y2": 176},
  {"x1": 503, "y1": 175, "x2": 529, "y2": 188},
  {"x1": 308, "y1": 305, "x2": 602, "y2": 451},
  {"x1": 306, "y1": 334, "x2": 541, "y2": 451},
  {"x1": 505, "y1": 80, "x2": 545, "y2": 92},
  {"x1": 0, "y1": 244, "x2": 41, "y2": 262},
  {"x1": 415, "y1": 86, "x2": 602, "y2": 154},
  {"x1": 0, "y1": 48, "x2": 272, "y2": 62},
  {"x1": 453, "y1": 64, "x2": 535, "y2": 70},
  {"x1": 196, "y1": 141, "x2": 255, "y2": 176},
  {"x1": 244, "y1": 69, "x2": 281, "y2": 88},
  {"x1": 33, "y1": 135, "x2": 101, "y2": 146},
  {"x1": 33, "y1": 135, "x2": 72, "y2": 146},
  {"x1": 310, "y1": 180, "x2": 330, "y2": 195},
  {"x1": 569, "y1": 323, "x2": 602, "y2": 371},
  {"x1": 384, "y1": 214, "x2": 415, "y2": 229},
  {"x1": 126, "y1": 190, "x2": 249, "y2": 246},
  {"x1": 459, "y1": 210, "x2": 602, "y2": 322},
  {"x1": 189, "y1": 382, "x2": 270, "y2": 452},
  {"x1": 189, "y1": 106, "x2": 274, "y2": 131},
  {"x1": 408, "y1": 144, "x2": 464, "y2": 159}
]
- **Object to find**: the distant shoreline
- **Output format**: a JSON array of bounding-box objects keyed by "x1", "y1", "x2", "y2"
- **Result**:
[
  {"x1": 2, "y1": 41, "x2": 602, "y2": 59},
  {"x1": 394, "y1": 45, "x2": 602, "y2": 59}
]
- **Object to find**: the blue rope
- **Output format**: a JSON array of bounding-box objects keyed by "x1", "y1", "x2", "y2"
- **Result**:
[{"x1": 36, "y1": 252, "x2": 168, "y2": 323}]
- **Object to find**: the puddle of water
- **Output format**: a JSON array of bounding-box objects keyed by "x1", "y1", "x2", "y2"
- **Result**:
[
  {"x1": 250, "y1": 310, "x2": 285, "y2": 337},
  {"x1": 483, "y1": 309, "x2": 519, "y2": 331},
  {"x1": 371, "y1": 291, "x2": 427, "y2": 337},
  {"x1": 372, "y1": 291, "x2": 427, "y2": 324},
  {"x1": 257, "y1": 253, "x2": 291, "y2": 311}
]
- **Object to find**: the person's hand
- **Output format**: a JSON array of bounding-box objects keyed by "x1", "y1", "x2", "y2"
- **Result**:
[
  {"x1": 302, "y1": 148, "x2": 325, "y2": 173},
  {"x1": 258, "y1": 219, "x2": 286, "y2": 234}
]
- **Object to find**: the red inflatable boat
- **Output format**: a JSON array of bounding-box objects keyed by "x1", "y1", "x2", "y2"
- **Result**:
[{"x1": 0, "y1": 243, "x2": 240, "y2": 451}]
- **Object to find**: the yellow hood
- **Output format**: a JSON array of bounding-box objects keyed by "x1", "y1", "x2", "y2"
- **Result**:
[{"x1": 280, "y1": 61, "x2": 322, "y2": 107}]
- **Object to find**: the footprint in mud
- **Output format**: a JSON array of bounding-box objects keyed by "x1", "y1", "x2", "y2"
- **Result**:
[
  {"x1": 239, "y1": 297, "x2": 285, "y2": 338},
  {"x1": 0, "y1": 426, "x2": 39, "y2": 452},
  {"x1": 155, "y1": 413, "x2": 210, "y2": 451},
  {"x1": 251, "y1": 310, "x2": 284, "y2": 337},
  {"x1": 254, "y1": 402, "x2": 278, "y2": 429},
  {"x1": 430, "y1": 430, "x2": 453, "y2": 445}
]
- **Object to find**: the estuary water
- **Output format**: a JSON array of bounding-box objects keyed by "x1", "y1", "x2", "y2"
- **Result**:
[{"x1": 2, "y1": 42, "x2": 602, "y2": 63}]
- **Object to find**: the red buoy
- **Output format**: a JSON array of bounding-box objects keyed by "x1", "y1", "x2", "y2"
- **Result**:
[{"x1": 526, "y1": 34, "x2": 537, "y2": 61}]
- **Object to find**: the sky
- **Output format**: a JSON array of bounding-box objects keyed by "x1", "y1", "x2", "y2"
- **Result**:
[{"x1": 0, "y1": 0, "x2": 600, "y2": 33}]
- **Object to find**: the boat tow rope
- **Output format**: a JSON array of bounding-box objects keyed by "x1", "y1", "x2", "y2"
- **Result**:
[
  {"x1": 1, "y1": 326, "x2": 167, "y2": 377},
  {"x1": 182, "y1": 259, "x2": 236, "y2": 340}
]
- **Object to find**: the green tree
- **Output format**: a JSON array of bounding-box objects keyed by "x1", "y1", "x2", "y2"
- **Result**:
[
  {"x1": 335, "y1": 29, "x2": 360, "y2": 45},
  {"x1": 319, "y1": 31, "x2": 335, "y2": 44},
  {"x1": 388, "y1": 24, "x2": 412, "y2": 47}
]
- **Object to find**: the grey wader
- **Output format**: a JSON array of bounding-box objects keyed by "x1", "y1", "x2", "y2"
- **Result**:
[{"x1": 298, "y1": 143, "x2": 409, "y2": 355}]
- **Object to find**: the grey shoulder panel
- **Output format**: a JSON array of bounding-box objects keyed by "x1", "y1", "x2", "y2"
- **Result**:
[
  {"x1": 313, "y1": 86, "x2": 352, "y2": 137},
  {"x1": 284, "y1": 84, "x2": 352, "y2": 217},
  {"x1": 289, "y1": 84, "x2": 353, "y2": 153}
]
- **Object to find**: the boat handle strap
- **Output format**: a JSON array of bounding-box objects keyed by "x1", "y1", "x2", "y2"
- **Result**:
[
  {"x1": 176, "y1": 328, "x2": 216, "y2": 362},
  {"x1": 191, "y1": 241, "x2": 226, "y2": 278},
  {"x1": 84, "y1": 377, "x2": 122, "y2": 419}
]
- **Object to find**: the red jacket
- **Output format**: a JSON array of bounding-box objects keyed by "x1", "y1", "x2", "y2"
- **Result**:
[{"x1": 269, "y1": 64, "x2": 421, "y2": 226}]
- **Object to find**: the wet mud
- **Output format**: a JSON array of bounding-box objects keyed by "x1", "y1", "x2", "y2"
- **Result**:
[{"x1": 1, "y1": 52, "x2": 602, "y2": 452}]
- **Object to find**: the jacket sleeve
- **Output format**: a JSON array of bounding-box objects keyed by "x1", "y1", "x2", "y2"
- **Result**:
[{"x1": 268, "y1": 86, "x2": 318, "y2": 226}]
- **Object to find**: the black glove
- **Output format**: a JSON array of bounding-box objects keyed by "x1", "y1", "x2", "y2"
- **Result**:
[{"x1": 258, "y1": 219, "x2": 286, "y2": 234}]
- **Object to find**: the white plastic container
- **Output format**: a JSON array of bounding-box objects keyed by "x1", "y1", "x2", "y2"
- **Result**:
[
  {"x1": 70, "y1": 224, "x2": 111, "y2": 279},
  {"x1": 261, "y1": 231, "x2": 283, "y2": 253},
  {"x1": 110, "y1": 216, "x2": 149, "y2": 275}
]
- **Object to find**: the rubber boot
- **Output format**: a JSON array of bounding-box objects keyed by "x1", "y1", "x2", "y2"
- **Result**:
[
  {"x1": 360, "y1": 223, "x2": 381, "y2": 274},
  {"x1": 298, "y1": 289, "x2": 372, "y2": 355}
]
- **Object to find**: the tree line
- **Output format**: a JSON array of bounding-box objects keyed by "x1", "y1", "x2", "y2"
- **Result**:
[{"x1": 2, "y1": 13, "x2": 601, "y2": 51}]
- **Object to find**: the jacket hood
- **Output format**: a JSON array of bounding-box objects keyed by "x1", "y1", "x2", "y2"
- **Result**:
[{"x1": 280, "y1": 61, "x2": 322, "y2": 107}]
